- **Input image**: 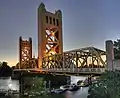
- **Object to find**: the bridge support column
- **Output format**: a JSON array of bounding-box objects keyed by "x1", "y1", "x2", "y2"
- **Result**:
[
  {"x1": 19, "y1": 72, "x2": 24, "y2": 98},
  {"x1": 106, "y1": 40, "x2": 114, "y2": 71},
  {"x1": 88, "y1": 75, "x2": 92, "y2": 85},
  {"x1": 48, "y1": 80, "x2": 51, "y2": 91},
  {"x1": 63, "y1": 53, "x2": 65, "y2": 71}
]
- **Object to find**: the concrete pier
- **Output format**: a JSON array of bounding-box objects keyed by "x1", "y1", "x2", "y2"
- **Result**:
[{"x1": 106, "y1": 40, "x2": 114, "y2": 71}]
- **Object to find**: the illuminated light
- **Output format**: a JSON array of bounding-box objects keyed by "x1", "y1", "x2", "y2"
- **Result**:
[
  {"x1": 51, "y1": 51, "x2": 56, "y2": 55},
  {"x1": 80, "y1": 82, "x2": 84, "y2": 86},
  {"x1": 51, "y1": 31, "x2": 55, "y2": 36},
  {"x1": 93, "y1": 77, "x2": 96, "y2": 80},
  {"x1": 8, "y1": 84, "x2": 12, "y2": 87},
  {"x1": 28, "y1": 70, "x2": 30, "y2": 72},
  {"x1": 48, "y1": 51, "x2": 56, "y2": 56},
  {"x1": 80, "y1": 87, "x2": 83, "y2": 90}
]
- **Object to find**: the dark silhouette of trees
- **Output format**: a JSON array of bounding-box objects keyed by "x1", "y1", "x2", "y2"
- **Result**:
[
  {"x1": 88, "y1": 70, "x2": 120, "y2": 98},
  {"x1": 114, "y1": 39, "x2": 120, "y2": 59},
  {"x1": 11, "y1": 66, "x2": 16, "y2": 69},
  {"x1": 0, "y1": 62, "x2": 12, "y2": 77},
  {"x1": 87, "y1": 39, "x2": 120, "y2": 98}
]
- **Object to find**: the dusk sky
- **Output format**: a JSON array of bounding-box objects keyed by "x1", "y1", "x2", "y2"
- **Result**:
[{"x1": 0, "y1": 0, "x2": 120, "y2": 66}]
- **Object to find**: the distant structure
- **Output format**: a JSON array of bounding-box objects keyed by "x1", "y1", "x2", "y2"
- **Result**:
[
  {"x1": 19, "y1": 37, "x2": 32, "y2": 69},
  {"x1": 38, "y1": 3, "x2": 63, "y2": 68},
  {"x1": 106, "y1": 40, "x2": 114, "y2": 70}
]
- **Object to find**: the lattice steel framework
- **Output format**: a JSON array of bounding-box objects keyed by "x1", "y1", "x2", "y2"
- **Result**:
[
  {"x1": 16, "y1": 58, "x2": 38, "y2": 69},
  {"x1": 38, "y1": 3, "x2": 63, "y2": 68},
  {"x1": 19, "y1": 37, "x2": 32, "y2": 69},
  {"x1": 42, "y1": 47, "x2": 106, "y2": 71}
]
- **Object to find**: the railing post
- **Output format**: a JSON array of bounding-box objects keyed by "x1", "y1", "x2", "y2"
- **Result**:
[
  {"x1": 75, "y1": 51, "x2": 78, "y2": 72},
  {"x1": 63, "y1": 53, "x2": 65, "y2": 71}
]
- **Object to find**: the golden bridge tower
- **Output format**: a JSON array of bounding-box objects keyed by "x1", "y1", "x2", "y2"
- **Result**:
[
  {"x1": 38, "y1": 3, "x2": 63, "y2": 68},
  {"x1": 19, "y1": 37, "x2": 32, "y2": 69}
]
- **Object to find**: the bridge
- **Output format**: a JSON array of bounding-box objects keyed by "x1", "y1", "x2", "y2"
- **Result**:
[
  {"x1": 11, "y1": 3, "x2": 116, "y2": 97},
  {"x1": 14, "y1": 46, "x2": 106, "y2": 76},
  {"x1": 13, "y1": 3, "x2": 114, "y2": 76}
]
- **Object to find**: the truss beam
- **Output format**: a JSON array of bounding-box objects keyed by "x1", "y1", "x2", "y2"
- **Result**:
[{"x1": 42, "y1": 47, "x2": 106, "y2": 71}]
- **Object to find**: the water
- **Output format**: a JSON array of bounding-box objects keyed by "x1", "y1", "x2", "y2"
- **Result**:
[
  {"x1": 0, "y1": 76, "x2": 88, "y2": 98},
  {"x1": 44, "y1": 87, "x2": 89, "y2": 98},
  {"x1": 0, "y1": 77, "x2": 19, "y2": 91}
]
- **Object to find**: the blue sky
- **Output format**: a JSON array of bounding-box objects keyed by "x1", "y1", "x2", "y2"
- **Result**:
[{"x1": 0, "y1": 0, "x2": 120, "y2": 66}]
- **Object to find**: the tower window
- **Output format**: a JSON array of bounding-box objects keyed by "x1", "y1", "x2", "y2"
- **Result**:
[
  {"x1": 49, "y1": 17, "x2": 52, "y2": 24},
  {"x1": 56, "y1": 19, "x2": 59, "y2": 26},
  {"x1": 53, "y1": 18, "x2": 55, "y2": 25},
  {"x1": 46, "y1": 16, "x2": 48, "y2": 23}
]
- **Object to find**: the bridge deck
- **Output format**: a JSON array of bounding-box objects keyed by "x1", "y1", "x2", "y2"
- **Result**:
[{"x1": 13, "y1": 68, "x2": 106, "y2": 76}]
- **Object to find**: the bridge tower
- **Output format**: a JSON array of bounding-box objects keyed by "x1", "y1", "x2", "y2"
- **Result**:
[
  {"x1": 106, "y1": 40, "x2": 114, "y2": 70},
  {"x1": 19, "y1": 37, "x2": 32, "y2": 69},
  {"x1": 38, "y1": 3, "x2": 63, "y2": 68}
]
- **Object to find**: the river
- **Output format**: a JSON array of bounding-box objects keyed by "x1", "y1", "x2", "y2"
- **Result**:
[{"x1": 0, "y1": 76, "x2": 88, "y2": 98}]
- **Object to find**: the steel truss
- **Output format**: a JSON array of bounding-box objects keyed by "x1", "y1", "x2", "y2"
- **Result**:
[
  {"x1": 42, "y1": 47, "x2": 106, "y2": 72},
  {"x1": 19, "y1": 37, "x2": 32, "y2": 69},
  {"x1": 15, "y1": 58, "x2": 38, "y2": 69},
  {"x1": 45, "y1": 27, "x2": 60, "y2": 55}
]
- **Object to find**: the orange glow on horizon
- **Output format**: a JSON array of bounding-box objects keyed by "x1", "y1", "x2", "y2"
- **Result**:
[{"x1": 0, "y1": 58, "x2": 18, "y2": 67}]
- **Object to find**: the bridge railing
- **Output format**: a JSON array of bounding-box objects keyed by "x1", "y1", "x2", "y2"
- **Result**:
[
  {"x1": 42, "y1": 68, "x2": 106, "y2": 73},
  {"x1": 14, "y1": 67, "x2": 106, "y2": 74}
]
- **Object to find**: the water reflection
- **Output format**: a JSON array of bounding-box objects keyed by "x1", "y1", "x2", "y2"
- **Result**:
[
  {"x1": 0, "y1": 77, "x2": 19, "y2": 91},
  {"x1": 65, "y1": 91, "x2": 72, "y2": 98},
  {"x1": 0, "y1": 76, "x2": 89, "y2": 98},
  {"x1": 42, "y1": 87, "x2": 88, "y2": 98}
]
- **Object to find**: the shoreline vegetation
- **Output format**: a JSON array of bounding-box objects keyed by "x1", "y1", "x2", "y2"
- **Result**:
[
  {"x1": 0, "y1": 62, "x2": 12, "y2": 77},
  {"x1": 87, "y1": 39, "x2": 120, "y2": 98},
  {"x1": 88, "y1": 70, "x2": 120, "y2": 98}
]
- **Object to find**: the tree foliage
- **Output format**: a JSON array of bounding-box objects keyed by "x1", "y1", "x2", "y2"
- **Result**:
[
  {"x1": 88, "y1": 70, "x2": 120, "y2": 98},
  {"x1": 24, "y1": 77, "x2": 46, "y2": 97},
  {"x1": 30, "y1": 77, "x2": 45, "y2": 91},
  {"x1": 0, "y1": 62, "x2": 12, "y2": 77},
  {"x1": 114, "y1": 39, "x2": 120, "y2": 59}
]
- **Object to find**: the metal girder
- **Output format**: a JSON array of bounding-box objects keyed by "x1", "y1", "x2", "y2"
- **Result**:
[
  {"x1": 45, "y1": 27, "x2": 60, "y2": 55},
  {"x1": 42, "y1": 47, "x2": 106, "y2": 72},
  {"x1": 16, "y1": 58, "x2": 38, "y2": 69},
  {"x1": 90, "y1": 47, "x2": 106, "y2": 66},
  {"x1": 42, "y1": 54, "x2": 63, "y2": 69},
  {"x1": 65, "y1": 47, "x2": 106, "y2": 54}
]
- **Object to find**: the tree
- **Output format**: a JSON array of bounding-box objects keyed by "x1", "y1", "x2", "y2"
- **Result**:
[
  {"x1": 0, "y1": 62, "x2": 12, "y2": 77},
  {"x1": 88, "y1": 70, "x2": 120, "y2": 98},
  {"x1": 24, "y1": 77, "x2": 46, "y2": 96},
  {"x1": 114, "y1": 39, "x2": 120, "y2": 59}
]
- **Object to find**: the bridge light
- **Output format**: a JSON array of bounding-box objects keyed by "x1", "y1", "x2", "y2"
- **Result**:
[
  {"x1": 93, "y1": 77, "x2": 96, "y2": 80},
  {"x1": 50, "y1": 51, "x2": 56, "y2": 55},
  {"x1": 51, "y1": 31, "x2": 55, "y2": 36}
]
